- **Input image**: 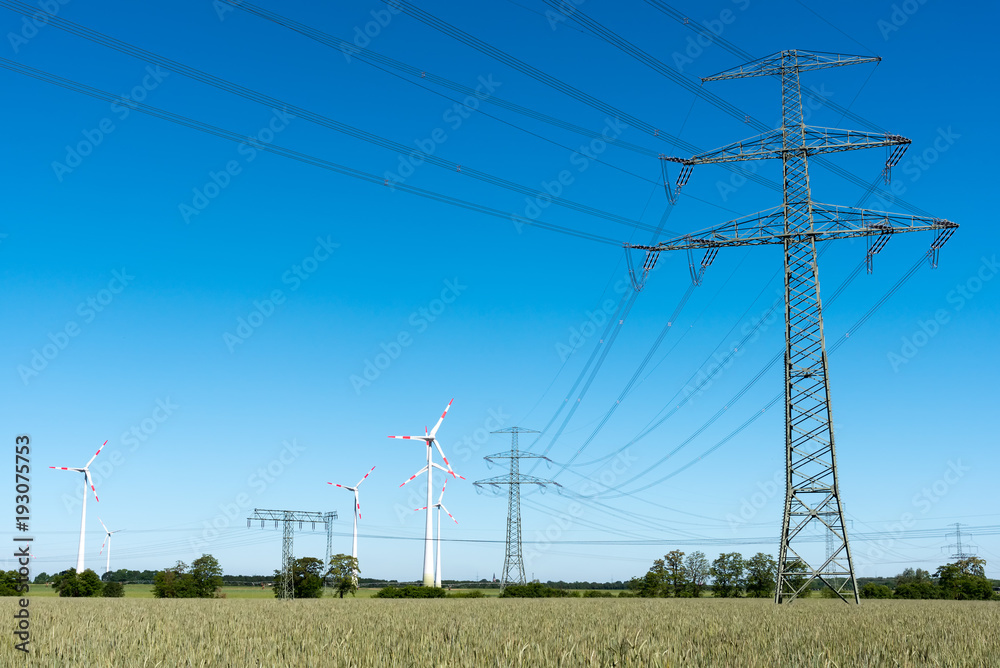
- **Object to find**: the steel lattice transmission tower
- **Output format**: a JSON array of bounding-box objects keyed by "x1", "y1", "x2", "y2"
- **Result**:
[
  {"x1": 629, "y1": 50, "x2": 958, "y2": 604},
  {"x1": 247, "y1": 508, "x2": 337, "y2": 600},
  {"x1": 945, "y1": 523, "x2": 977, "y2": 560},
  {"x1": 474, "y1": 427, "x2": 561, "y2": 590}
]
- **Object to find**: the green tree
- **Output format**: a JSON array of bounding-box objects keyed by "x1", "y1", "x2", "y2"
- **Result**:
[
  {"x1": 190, "y1": 554, "x2": 224, "y2": 598},
  {"x1": 327, "y1": 554, "x2": 360, "y2": 599},
  {"x1": 744, "y1": 553, "x2": 777, "y2": 598},
  {"x1": 935, "y1": 557, "x2": 993, "y2": 600},
  {"x1": 0, "y1": 570, "x2": 26, "y2": 596},
  {"x1": 663, "y1": 550, "x2": 687, "y2": 597},
  {"x1": 33, "y1": 572, "x2": 50, "y2": 585},
  {"x1": 684, "y1": 551, "x2": 710, "y2": 597},
  {"x1": 710, "y1": 552, "x2": 745, "y2": 598},
  {"x1": 273, "y1": 557, "x2": 326, "y2": 599},
  {"x1": 55, "y1": 569, "x2": 104, "y2": 597},
  {"x1": 860, "y1": 583, "x2": 892, "y2": 599},
  {"x1": 153, "y1": 561, "x2": 197, "y2": 598},
  {"x1": 103, "y1": 581, "x2": 125, "y2": 597}
]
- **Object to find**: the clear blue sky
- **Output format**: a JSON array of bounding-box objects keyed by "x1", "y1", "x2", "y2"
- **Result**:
[{"x1": 3, "y1": 0, "x2": 997, "y2": 582}]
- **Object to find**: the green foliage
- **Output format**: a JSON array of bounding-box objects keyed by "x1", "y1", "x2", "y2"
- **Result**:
[
  {"x1": 583, "y1": 590, "x2": 614, "y2": 598},
  {"x1": 102, "y1": 581, "x2": 125, "y2": 598},
  {"x1": 447, "y1": 589, "x2": 485, "y2": 598},
  {"x1": 0, "y1": 570, "x2": 27, "y2": 596},
  {"x1": 935, "y1": 558, "x2": 993, "y2": 600},
  {"x1": 744, "y1": 553, "x2": 777, "y2": 598},
  {"x1": 894, "y1": 581, "x2": 942, "y2": 599},
  {"x1": 662, "y1": 550, "x2": 687, "y2": 597},
  {"x1": 327, "y1": 554, "x2": 360, "y2": 599},
  {"x1": 153, "y1": 556, "x2": 223, "y2": 598},
  {"x1": 860, "y1": 583, "x2": 892, "y2": 599},
  {"x1": 55, "y1": 569, "x2": 104, "y2": 597},
  {"x1": 500, "y1": 582, "x2": 568, "y2": 598},
  {"x1": 102, "y1": 568, "x2": 158, "y2": 583},
  {"x1": 375, "y1": 585, "x2": 447, "y2": 598},
  {"x1": 782, "y1": 560, "x2": 809, "y2": 597},
  {"x1": 684, "y1": 551, "x2": 710, "y2": 597},
  {"x1": 710, "y1": 552, "x2": 745, "y2": 598},
  {"x1": 33, "y1": 572, "x2": 50, "y2": 585},
  {"x1": 628, "y1": 571, "x2": 663, "y2": 598},
  {"x1": 273, "y1": 557, "x2": 325, "y2": 599}
]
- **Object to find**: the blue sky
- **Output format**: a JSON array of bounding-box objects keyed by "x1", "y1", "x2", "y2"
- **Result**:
[{"x1": 2, "y1": 0, "x2": 997, "y2": 583}]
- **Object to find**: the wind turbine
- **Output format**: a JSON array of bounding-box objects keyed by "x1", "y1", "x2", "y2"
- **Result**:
[
  {"x1": 391, "y1": 399, "x2": 463, "y2": 587},
  {"x1": 50, "y1": 440, "x2": 106, "y2": 573},
  {"x1": 98, "y1": 517, "x2": 122, "y2": 576},
  {"x1": 328, "y1": 465, "x2": 375, "y2": 582},
  {"x1": 415, "y1": 478, "x2": 458, "y2": 588}
]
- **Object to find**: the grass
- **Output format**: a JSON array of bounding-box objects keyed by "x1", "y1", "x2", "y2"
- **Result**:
[{"x1": 3, "y1": 597, "x2": 997, "y2": 666}]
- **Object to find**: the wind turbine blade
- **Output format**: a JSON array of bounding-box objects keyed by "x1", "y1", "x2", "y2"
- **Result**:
[
  {"x1": 388, "y1": 435, "x2": 431, "y2": 441},
  {"x1": 428, "y1": 399, "x2": 453, "y2": 438},
  {"x1": 100, "y1": 535, "x2": 108, "y2": 555},
  {"x1": 85, "y1": 440, "x2": 108, "y2": 469},
  {"x1": 433, "y1": 440, "x2": 463, "y2": 479},
  {"x1": 354, "y1": 490, "x2": 361, "y2": 519},
  {"x1": 99, "y1": 517, "x2": 110, "y2": 534},
  {"x1": 329, "y1": 483, "x2": 354, "y2": 490},
  {"x1": 49, "y1": 467, "x2": 84, "y2": 471},
  {"x1": 399, "y1": 465, "x2": 429, "y2": 488},
  {"x1": 438, "y1": 479, "x2": 448, "y2": 504},
  {"x1": 439, "y1": 504, "x2": 458, "y2": 524},
  {"x1": 414, "y1": 506, "x2": 429, "y2": 511},
  {"x1": 85, "y1": 470, "x2": 100, "y2": 502},
  {"x1": 355, "y1": 465, "x2": 375, "y2": 488}
]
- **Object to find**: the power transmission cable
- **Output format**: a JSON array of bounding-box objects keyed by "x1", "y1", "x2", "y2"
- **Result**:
[
  {"x1": 0, "y1": 57, "x2": 623, "y2": 246},
  {"x1": 0, "y1": 1, "x2": 678, "y2": 239}
]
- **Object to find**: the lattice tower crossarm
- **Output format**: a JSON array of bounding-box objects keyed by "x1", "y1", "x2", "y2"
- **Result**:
[
  {"x1": 246, "y1": 508, "x2": 337, "y2": 600},
  {"x1": 473, "y1": 427, "x2": 560, "y2": 590},
  {"x1": 629, "y1": 50, "x2": 958, "y2": 604}
]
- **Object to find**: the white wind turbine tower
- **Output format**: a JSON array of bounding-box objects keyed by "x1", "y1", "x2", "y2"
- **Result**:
[
  {"x1": 391, "y1": 399, "x2": 463, "y2": 587},
  {"x1": 415, "y1": 478, "x2": 458, "y2": 588},
  {"x1": 328, "y1": 465, "x2": 375, "y2": 582},
  {"x1": 50, "y1": 440, "x2": 106, "y2": 573},
  {"x1": 98, "y1": 517, "x2": 122, "y2": 576}
]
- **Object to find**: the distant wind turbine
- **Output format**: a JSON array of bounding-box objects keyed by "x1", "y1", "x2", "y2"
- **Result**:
[
  {"x1": 98, "y1": 517, "x2": 122, "y2": 575},
  {"x1": 328, "y1": 465, "x2": 375, "y2": 582},
  {"x1": 391, "y1": 399, "x2": 463, "y2": 587},
  {"x1": 50, "y1": 440, "x2": 106, "y2": 573}
]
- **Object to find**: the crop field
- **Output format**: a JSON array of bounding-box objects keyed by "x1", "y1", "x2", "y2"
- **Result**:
[{"x1": 4, "y1": 598, "x2": 997, "y2": 666}]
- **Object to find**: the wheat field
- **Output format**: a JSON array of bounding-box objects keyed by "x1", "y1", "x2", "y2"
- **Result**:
[{"x1": 4, "y1": 597, "x2": 998, "y2": 666}]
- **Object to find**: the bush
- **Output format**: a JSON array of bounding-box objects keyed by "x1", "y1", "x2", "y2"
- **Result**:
[
  {"x1": 617, "y1": 591, "x2": 636, "y2": 598},
  {"x1": 860, "y1": 583, "x2": 893, "y2": 599},
  {"x1": 375, "y1": 585, "x2": 446, "y2": 598},
  {"x1": 500, "y1": 583, "x2": 569, "y2": 598},
  {"x1": 894, "y1": 581, "x2": 941, "y2": 599},
  {"x1": 584, "y1": 590, "x2": 613, "y2": 598},
  {"x1": 102, "y1": 581, "x2": 125, "y2": 598},
  {"x1": 55, "y1": 569, "x2": 104, "y2": 597},
  {"x1": 447, "y1": 590, "x2": 485, "y2": 598}
]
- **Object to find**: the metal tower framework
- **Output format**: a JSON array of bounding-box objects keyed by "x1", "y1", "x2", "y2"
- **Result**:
[
  {"x1": 629, "y1": 50, "x2": 958, "y2": 604},
  {"x1": 945, "y1": 523, "x2": 977, "y2": 560},
  {"x1": 247, "y1": 508, "x2": 337, "y2": 600},
  {"x1": 474, "y1": 427, "x2": 561, "y2": 590}
]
